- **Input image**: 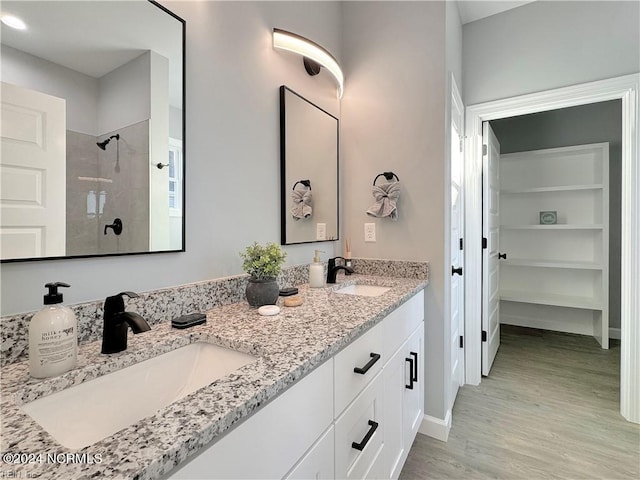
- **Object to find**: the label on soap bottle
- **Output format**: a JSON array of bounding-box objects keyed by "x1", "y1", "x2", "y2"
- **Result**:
[
  {"x1": 29, "y1": 305, "x2": 78, "y2": 378},
  {"x1": 35, "y1": 327, "x2": 76, "y2": 366}
]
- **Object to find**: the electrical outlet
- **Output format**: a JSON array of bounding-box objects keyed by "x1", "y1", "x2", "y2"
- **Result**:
[
  {"x1": 364, "y1": 223, "x2": 376, "y2": 242},
  {"x1": 316, "y1": 223, "x2": 326, "y2": 241}
]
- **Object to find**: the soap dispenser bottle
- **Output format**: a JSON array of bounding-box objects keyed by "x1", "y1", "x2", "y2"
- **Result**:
[
  {"x1": 29, "y1": 282, "x2": 78, "y2": 378},
  {"x1": 309, "y1": 250, "x2": 325, "y2": 288}
]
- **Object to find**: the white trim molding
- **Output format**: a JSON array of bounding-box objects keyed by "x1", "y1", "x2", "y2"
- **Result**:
[
  {"x1": 419, "y1": 410, "x2": 452, "y2": 442},
  {"x1": 464, "y1": 74, "x2": 639, "y2": 424}
]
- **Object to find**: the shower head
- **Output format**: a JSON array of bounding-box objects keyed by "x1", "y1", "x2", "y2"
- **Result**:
[{"x1": 96, "y1": 134, "x2": 120, "y2": 150}]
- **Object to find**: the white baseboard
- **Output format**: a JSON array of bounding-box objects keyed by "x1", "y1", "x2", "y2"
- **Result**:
[
  {"x1": 418, "y1": 409, "x2": 451, "y2": 442},
  {"x1": 502, "y1": 313, "x2": 621, "y2": 342},
  {"x1": 500, "y1": 313, "x2": 593, "y2": 336}
]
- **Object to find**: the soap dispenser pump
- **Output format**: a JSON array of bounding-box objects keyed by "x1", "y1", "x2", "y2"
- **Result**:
[
  {"x1": 309, "y1": 250, "x2": 325, "y2": 288},
  {"x1": 29, "y1": 282, "x2": 78, "y2": 378}
]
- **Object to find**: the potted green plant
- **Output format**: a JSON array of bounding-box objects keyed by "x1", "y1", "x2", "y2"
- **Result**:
[{"x1": 240, "y1": 242, "x2": 287, "y2": 307}]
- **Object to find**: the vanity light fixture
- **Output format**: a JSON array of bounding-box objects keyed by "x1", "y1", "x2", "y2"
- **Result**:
[
  {"x1": 1, "y1": 14, "x2": 26, "y2": 30},
  {"x1": 273, "y1": 28, "x2": 344, "y2": 99}
]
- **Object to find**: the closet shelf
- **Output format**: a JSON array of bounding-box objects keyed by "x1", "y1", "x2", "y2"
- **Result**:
[
  {"x1": 501, "y1": 259, "x2": 604, "y2": 270},
  {"x1": 500, "y1": 290, "x2": 602, "y2": 310},
  {"x1": 499, "y1": 142, "x2": 609, "y2": 348},
  {"x1": 501, "y1": 184, "x2": 604, "y2": 194},
  {"x1": 501, "y1": 224, "x2": 603, "y2": 230}
]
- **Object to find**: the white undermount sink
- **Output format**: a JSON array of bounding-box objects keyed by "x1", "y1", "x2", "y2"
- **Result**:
[
  {"x1": 335, "y1": 284, "x2": 391, "y2": 297},
  {"x1": 21, "y1": 342, "x2": 258, "y2": 449}
]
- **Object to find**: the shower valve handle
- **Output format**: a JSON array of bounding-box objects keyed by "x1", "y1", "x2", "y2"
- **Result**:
[{"x1": 104, "y1": 218, "x2": 123, "y2": 236}]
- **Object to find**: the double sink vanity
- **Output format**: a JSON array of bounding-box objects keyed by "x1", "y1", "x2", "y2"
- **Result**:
[
  {"x1": 0, "y1": 1, "x2": 431, "y2": 477},
  {"x1": 0, "y1": 273, "x2": 427, "y2": 479}
]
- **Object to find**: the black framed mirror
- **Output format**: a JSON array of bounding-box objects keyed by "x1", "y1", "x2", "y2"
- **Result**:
[
  {"x1": 0, "y1": 0, "x2": 185, "y2": 262},
  {"x1": 280, "y1": 86, "x2": 339, "y2": 245}
]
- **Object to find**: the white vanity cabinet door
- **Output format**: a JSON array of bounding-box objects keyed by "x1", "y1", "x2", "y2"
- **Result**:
[
  {"x1": 334, "y1": 323, "x2": 384, "y2": 415},
  {"x1": 335, "y1": 372, "x2": 385, "y2": 480},
  {"x1": 404, "y1": 324, "x2": 424, "y2": 448},
  {"x1": 284, "y1": 426, "x2": 334, "y2": 480},
  {"x1": 166, "y1": 360, "x2": 334, "y2": 480},
  {"x1": 383, "y1": 341, "x2": 408, "y2": 479},
  {"x1": 383, "y1": 321, "x2": 425, "y2": 480}
]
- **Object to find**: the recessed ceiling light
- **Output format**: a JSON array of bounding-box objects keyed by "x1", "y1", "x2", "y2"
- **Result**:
[{"x1": 1, "y1": 14, "x2": 27, "y2": 30}]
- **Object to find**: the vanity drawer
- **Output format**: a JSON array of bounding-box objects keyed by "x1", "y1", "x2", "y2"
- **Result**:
[
  {"x1": 334, "y1": 322, "x2": 384, "y2": 415},
  {"x1": 382, "y1": 290, "x2": 424, "y2": 360},
  {"x1": 334, "y1": 371, "x2": 385, "y2": 480}
]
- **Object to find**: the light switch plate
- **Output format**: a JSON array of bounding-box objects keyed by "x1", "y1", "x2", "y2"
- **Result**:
[
  {"x1": 364, "y1": 223, "x2": 376, "y2": 242},
  {"x1": 316, "y1": 223, "x2": 327, "y2": 241}
]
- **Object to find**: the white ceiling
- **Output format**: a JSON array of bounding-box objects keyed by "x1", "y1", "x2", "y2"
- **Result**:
[
  {"x1": 456, "y1": 0, "x2": 537, "y2": 24},
  {"x1": 1, "y1": 1, "x2": 183, "y2": 106}
]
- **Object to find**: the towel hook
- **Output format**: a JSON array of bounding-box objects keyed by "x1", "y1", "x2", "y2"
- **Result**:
[
  {"x1": 373, "y1": 171, "x2": 399, "y2": 185},
  {"x1": 292, "y1": 179, "x2": 312, "y2": 190}
]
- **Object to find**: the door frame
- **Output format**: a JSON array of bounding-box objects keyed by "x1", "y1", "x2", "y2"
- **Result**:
[
  {"x1": 463, "y1": 73, "x2": 640, "y2": 423},
  {"x1": 449, "y1": 72, "x2": 465, "y2": 405}
]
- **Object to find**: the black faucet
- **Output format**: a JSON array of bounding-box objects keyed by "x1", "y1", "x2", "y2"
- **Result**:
[
  {"x1": 327, "y1": 256, "x2": 355, "y2": 284},
  {"x1": 101, "y1": 291, "x2": 151, "y2": 354}
]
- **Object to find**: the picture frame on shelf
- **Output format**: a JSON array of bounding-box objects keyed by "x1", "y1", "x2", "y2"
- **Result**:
[{"x1": 539, "y1": 211, "x2": 558, "y2": 225}]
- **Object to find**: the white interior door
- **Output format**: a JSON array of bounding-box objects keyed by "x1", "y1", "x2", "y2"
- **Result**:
[
  {"x1": 1, "y1": 82, "x2": 66, "y2": 259},
  {"x1": 450, "y1": 75, "x2": 465, "y2": 405},
  {"x1": 481, "y1": 122, "x2": 501, "y2": 376}
]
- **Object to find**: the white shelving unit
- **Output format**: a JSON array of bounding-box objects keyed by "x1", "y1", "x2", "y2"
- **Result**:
[{"x1": 499, "y1": 143, "x2": 609, "y2": 348}]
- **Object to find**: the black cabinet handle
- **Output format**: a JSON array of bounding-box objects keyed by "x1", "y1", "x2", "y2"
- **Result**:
[
  {"x1": 405, "y1": 357, "x2": 415, "y2": 389},
  {"x1": 354, "y1": 353, "x2": 381, "y2": 375},
  {"x1": 498, "y1": 252, "x2": 507, "y2": 260},
  {"x1": 410, "y1": 351, "x2": 418, "y2": 382},
  {"x1": 452, "y1": 266, "x2": 463, "y2": 276},
  {"x1": 351, "y1": 420, "x2": 379, "y2": 451}
]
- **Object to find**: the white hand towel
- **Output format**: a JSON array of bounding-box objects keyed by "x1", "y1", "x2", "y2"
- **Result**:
[
  {"x1": 291, "y1": 184, "x2": 313, "y2": 220},
  {"x1": 366, "y1": 181, "x2": 400, "y2": 221}
]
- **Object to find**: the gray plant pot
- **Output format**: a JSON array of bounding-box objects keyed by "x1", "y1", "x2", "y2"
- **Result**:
[{"x1": 245, "y1": 277, "x2": 279, "y2": 307}]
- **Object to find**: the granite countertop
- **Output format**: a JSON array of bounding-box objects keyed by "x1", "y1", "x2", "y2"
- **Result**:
[{"x1": 0, "y1": 274, "x2": 427, "y2": 479}]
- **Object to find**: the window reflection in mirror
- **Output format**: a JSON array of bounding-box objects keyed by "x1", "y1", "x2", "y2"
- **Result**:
[
  {"x1": 0, "y1": 0, "x2": 185, "y2": 262},
  {"x1": 280, "y1": 86, "x2": 339, "y2": 245}
]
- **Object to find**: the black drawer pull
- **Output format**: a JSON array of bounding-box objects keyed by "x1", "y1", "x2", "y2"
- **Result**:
[
  {"x1": 405, "y1": 357, "x2": 415, "y2": 389},
  {"x1": 351, "y1": 420, "x2": 379, "y2": 451},
  {"x1": 410, "y1": 351, "x2": 418, "y2": 382},
  {"x1": 354, "y1": 353, "x2": 381, "y2": 375}
]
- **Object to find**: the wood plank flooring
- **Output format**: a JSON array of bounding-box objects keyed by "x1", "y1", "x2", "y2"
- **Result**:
[{"x1": 399, "y1": 325, "x2": 640, "y2": 479}]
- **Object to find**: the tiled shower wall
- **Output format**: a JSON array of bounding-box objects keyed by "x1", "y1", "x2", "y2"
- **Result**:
[{"x1": 66, "y1": 120, "x2": 150, "y2": 256}]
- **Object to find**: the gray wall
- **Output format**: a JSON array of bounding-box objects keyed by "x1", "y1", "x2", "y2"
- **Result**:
[
  {"x1": 446, "y1": 0, "x2": 463, "y2": 99},
  {"x1": 490, "y1": 100, "x2": 622, "y2": 329},
  {"x1": 463, "y1": 1, "x2": 640, "y2": 105},
  {"x1": 341, "y1": 1, "x2": 450, "y2": 422},
  {"x1": 2, "y1": 45, "x2": 99, "y2": 135},
  {"x1": 1, "y1": 1, "x2": 342, "y2": 315},
  {"x1": 98, "y1": 52, "x2": 151, "y2": 136}
]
